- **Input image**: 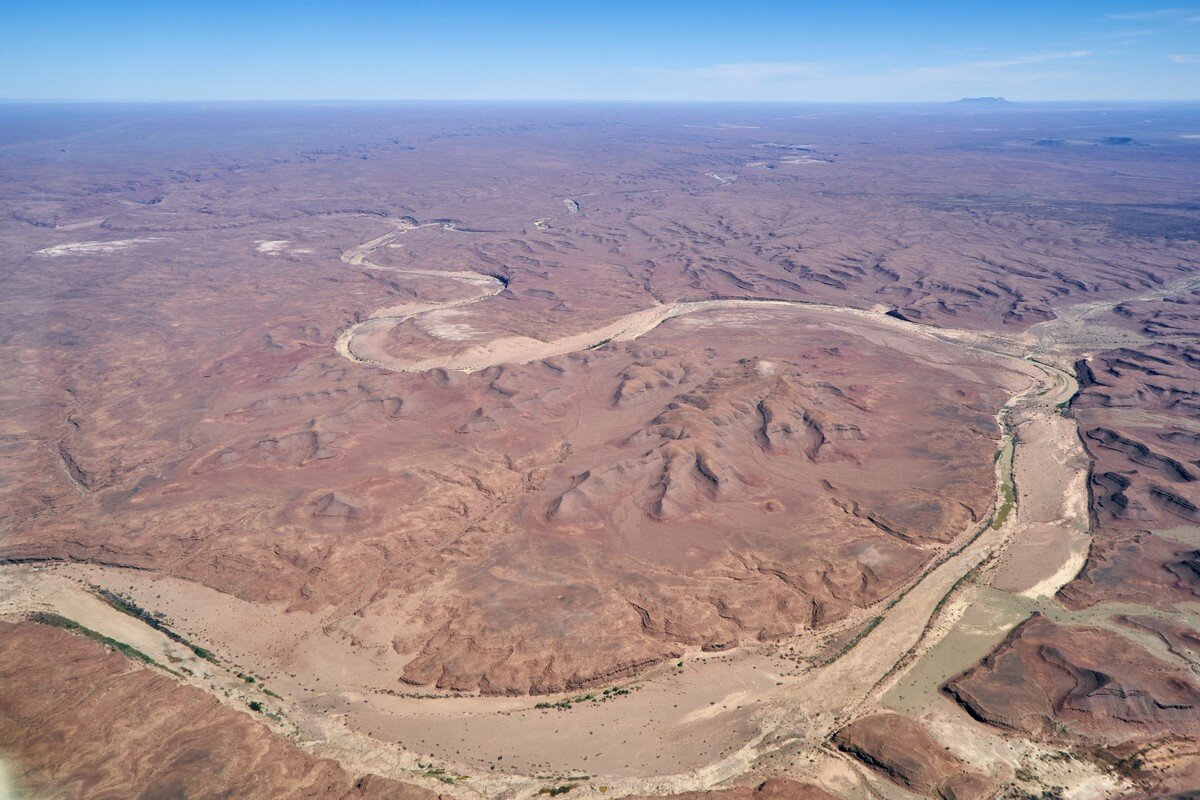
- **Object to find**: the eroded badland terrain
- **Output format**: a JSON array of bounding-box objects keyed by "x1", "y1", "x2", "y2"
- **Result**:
[{"x1": 2, "y1": 102, "x2": 1200, "y2": 799}]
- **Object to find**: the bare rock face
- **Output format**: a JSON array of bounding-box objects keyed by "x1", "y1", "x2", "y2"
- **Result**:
[
  {"x1": 944, "y1": 614, "x2": 1200, "y2": 743},
  {"x1": 0, "y1": 620, "x2": 440, "y2": 800},
  {"x1": 832, "y1": 713, "x2": 995, "y2": 800},
  {"x1": 312, "y1": 490, "x2": 367, "y2": 520}
]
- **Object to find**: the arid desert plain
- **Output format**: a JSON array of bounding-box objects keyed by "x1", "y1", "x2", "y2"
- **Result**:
[{"x1": 3, "y1": 101, "x2": 1200, "y2": 800}]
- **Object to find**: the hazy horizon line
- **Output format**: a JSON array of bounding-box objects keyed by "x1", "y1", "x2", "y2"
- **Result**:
[{"x1": 2, "y1": 97, "x2": 1199, "y2": 106}]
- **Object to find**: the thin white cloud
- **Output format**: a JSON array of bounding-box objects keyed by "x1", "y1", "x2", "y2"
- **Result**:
[
  {"x1": 1168, "y1": 53, "x2": 1197, "y2": 62},
  {"x1": 1106, "y1": 8, "x2": 1194, "y2": 20}
]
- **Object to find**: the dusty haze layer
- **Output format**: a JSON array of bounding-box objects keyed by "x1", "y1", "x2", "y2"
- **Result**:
[{"x1": 2, "y1": 102, "x2": 1200, "y2": 800}]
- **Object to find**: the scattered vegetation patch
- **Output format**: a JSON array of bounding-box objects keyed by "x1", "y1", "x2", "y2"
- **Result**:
[
  {"x1": 92, "y1": 586, "x2": 220, "y2": 664},
  {"x1": 993, "y1": 477, "x2": 1016, "y2": 529},
  {"x1": 1083, "y1": 744, "x2": 1149, "y2": 780},
  {"x1": 537, "y1": 786, "x2": 574, "y2": 796},
  {"x1": 1111, "y1": 754, "x2": 1145, "y2": 777},
  {"x1": 991, "y1": 442, "x2": 1016, "y2": 530},
  {"x1": 818, "y1": 615, "x2": 883, "y2": 666},
  {"x1": 585, "y1": 338, "x2": 612, "y2": 350},
  {"x1": 929, "y1": 556, "x2": 988, "y2": 622},
  {"x1": 535, "y1": 685, "x2": 634, "y2": 710},
  {"x1": 28, "y1": 611, "x2": 166, "y2": 671},
  {"x1": 189, "y1": 644, "x2": 218, "y2": 662},
  {"x1": 377, "y1": 688, "x2": 456, "y2": 699},
  {"x1": 1019, "y1": 790, "x2": 1065, "y2": 800},
  {"x1": 418, "y1": 766, "x2": 465, "y2": 785}
]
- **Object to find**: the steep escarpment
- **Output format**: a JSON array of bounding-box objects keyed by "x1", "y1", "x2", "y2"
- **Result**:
[{"x1": 1074, "y1": 339, "x2": 1200, "y2": 532}]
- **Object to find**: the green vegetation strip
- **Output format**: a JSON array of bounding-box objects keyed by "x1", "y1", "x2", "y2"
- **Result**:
[
  {"x1": 818, "y1": 615, "x2": 883, "y2": 667},
  {"x1": 535, "y1": 685, "x2": 633, "y2": 710},
  {"x1": 28, "y1": 611, "x2": 169, "y2": 672},
  {"x1": 422, "y1": 768, "x2": 463, "y2": 785},
  {"x1": 92, "y1": 586, "x2": 220, "y2": 663},
  {"x1": 992, "y1": 443, "x2": 1016, "y2": 530}
]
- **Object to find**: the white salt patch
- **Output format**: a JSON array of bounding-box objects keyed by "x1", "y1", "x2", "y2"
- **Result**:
[
  {"x1": 418, "y1": 309, "x2": 481, "y2": 341},
  {"x1": 37, "y1": 237, "x2": 161, "y2": 256}
]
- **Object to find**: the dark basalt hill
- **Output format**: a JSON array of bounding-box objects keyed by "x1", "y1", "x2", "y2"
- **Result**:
[{"x1": 944, "y1": 614, "x2": 1200, "y2": 743}]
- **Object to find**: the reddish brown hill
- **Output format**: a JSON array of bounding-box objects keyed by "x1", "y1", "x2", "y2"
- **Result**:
[
  {"x1": 833, "y1": 713, "x2": 995, "y2": 799},
  {"x1": 0, "y1": 620, "x2": 439, "y2": 800},
  {"x1": 944, "y1": 614, "x2": 1200, "y2": 743}
]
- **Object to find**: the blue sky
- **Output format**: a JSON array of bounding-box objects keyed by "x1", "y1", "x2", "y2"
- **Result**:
[{"x1": 1, "y1": 1, "x2": 1197, "y2": 101}]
